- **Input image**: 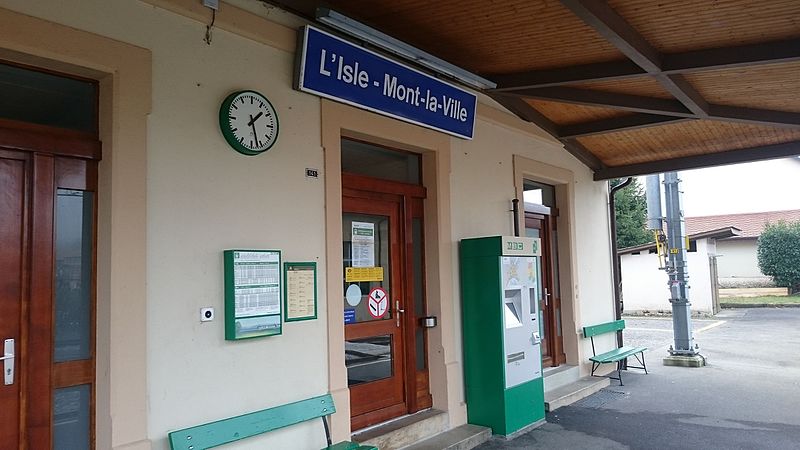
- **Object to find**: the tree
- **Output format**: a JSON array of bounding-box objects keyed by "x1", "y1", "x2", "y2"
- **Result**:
[
  {"x1": 757, "y1": 221, "x2": 800, "y2": 295},
  {"x1": 611, "y1": 178, "x2": 652, "y2": 249}
]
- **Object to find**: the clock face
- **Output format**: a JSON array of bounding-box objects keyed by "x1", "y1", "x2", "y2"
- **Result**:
[{"x1": 219, "y1": 90, "x2": 279, "y2": 156}]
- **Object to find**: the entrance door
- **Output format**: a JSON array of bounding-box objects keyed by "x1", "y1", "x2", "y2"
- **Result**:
[
  {"x1": 0, "y1": 145, "x2": 98, "y2": 448},
  {"x1": 525, "y1": 210, "x2": 566, "y2": 367},
  {"x1": 342, "y1": 171, "x2": 431, "y2": 431}
]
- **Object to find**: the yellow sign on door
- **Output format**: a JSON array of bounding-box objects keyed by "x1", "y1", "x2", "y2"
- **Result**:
[{"x1": 345, "y1": 266, "x2": 384, "y2": 282}]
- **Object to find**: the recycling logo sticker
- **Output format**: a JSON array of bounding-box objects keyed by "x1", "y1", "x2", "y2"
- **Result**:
[{"x1": 367, "y1": 287, "x2": 389, "y2": 319}]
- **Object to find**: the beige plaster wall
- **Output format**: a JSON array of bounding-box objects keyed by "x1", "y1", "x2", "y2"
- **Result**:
[
  {"x1": 450, "y1": 115, "x2": 617, "y2": 376},
  {"x1": 0, "y1": 1, "x2": 327, "y2": 448},
  {"x1": 1, "y1": 0, "x2": 618, "y2": 447}
]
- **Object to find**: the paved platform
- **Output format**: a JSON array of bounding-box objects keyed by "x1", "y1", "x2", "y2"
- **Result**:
[{"x1": 475, "y1": 308, "x2": 800, "y2": 449}]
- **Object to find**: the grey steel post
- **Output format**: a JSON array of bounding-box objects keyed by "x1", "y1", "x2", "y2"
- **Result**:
[
  {"x1": 663, "y1": 171, "x2": 698, "y2": 355},
  {"x1": 645, "y1": 175, "x2": 663, "y2": 231}
]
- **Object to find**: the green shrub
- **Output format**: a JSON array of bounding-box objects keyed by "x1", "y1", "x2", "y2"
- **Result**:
[{"x1": 757, "y1": 221, "x2": 800, "y2": 295}]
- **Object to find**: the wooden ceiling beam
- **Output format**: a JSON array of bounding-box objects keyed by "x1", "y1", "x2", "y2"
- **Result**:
[
  {"x1": 488, "y1": 93, "x2": 560, "y2": 137},
  {"x1": 516, "y1": 87, "x2": 693, "y2": 116},
  {"x1": 593, "y1": 140, "x2": 800, "y2": 180},
  {"x1": 662, "y1": 38, "x2": 800, "y2": 74},
  {"x1": 489, "y1": 93, "x2": 606, "y2": 170},
  {"x1": 560, "y1": 0, "x2": 661, "y2": 73},
  {"x1": 559, "y1": 114, "x2": 692, "y2": 139},
  {"x1": 515, "y1": 87, "x2": 800, "y2": 129},
  {"x1": 562, "y1": 139, "x2": 606, "y2": 171},
  {"x1": 493, "y1": 38, "x2": 800, "y2": 91},
  {"x1": 491, "y1": 60, "x2": 646, "y2": 91},
  {"x1": 654, "y1": 74, "x2": 708, "y2": 117},
  {"x1": 708, "y1": 105, "x2": 800, "y2": 129}
]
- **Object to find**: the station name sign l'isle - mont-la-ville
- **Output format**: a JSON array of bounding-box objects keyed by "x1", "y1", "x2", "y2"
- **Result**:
[{"x1": 295, "y1": 26, "x2": 477, "y2": 140}]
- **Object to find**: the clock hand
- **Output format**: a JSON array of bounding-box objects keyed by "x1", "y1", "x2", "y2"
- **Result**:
[
  {"x1": 249, "y1": 116, "x2": 260, "y2": 147},
  {"x1": 247, "y1": 111, "x2": 264, "y2": 127}
]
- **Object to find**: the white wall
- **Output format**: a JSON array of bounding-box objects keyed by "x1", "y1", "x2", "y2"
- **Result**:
[
  {"x1": 716, "y1": 239, "x2": 764, "y2": 279},
  {"x1": 620, "y1": 239, "x2": 715, "y2": 313}
]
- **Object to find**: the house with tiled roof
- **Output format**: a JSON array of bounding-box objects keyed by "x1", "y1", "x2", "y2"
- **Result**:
[
  {"x1": 618, "y1": 209, "x2": 800, "y2": 314},
  {"x1": 686, "y1": 210, "x2": 800, "y2": 286}
]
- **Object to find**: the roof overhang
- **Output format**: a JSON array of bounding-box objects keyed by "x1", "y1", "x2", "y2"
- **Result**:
[{"x1": 266, "y1": 1, "x2": 800, "y2": 179}]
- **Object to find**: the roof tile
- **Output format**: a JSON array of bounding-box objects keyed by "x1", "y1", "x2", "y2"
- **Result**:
[{"x1": 685, "y1": 210, "x2": 800, "y2": 238}]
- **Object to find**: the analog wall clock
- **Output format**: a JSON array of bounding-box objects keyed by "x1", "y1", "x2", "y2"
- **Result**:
[{"x1": 219, "y1": 90, "x2": 279, "y2": 156}]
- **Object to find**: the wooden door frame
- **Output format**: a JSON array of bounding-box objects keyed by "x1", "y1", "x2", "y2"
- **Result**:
[{"x1": 342, "y1": 173, "x2": 430, "y2": 430}]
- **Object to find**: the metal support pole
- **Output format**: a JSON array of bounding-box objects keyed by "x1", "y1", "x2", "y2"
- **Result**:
[{"x1": 663, "y1": 172, "x2": 698, "y2": 356}]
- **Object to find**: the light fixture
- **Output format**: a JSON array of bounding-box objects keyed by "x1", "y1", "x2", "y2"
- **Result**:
[{"x1": 315, "y1": 8, "x2": 497, "y2": 90}]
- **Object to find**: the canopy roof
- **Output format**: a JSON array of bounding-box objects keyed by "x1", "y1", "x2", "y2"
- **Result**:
[{"x1": 269, "y1": 0, "x2": 800, "y2": 180}]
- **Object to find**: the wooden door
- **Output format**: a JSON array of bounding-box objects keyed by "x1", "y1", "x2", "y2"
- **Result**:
[
  {"x1": 343, "y1": 196, "x2": 407, "y2": 429},
  {"x1": 0, "y1": 135, "x2": 98, "y2": 448},
  {"x1": 525, "y1": 212, "x2": 565, "y2": 368},
  {"x1": 342, "y1": 172, "x2": 431, "y2": 431}
]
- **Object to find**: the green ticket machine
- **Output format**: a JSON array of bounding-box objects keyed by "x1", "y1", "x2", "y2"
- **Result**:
[{"x1": 460, "y1": 235, "x2": 545, "y2": 437}]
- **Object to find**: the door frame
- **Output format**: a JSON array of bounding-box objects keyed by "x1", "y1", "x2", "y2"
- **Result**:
[
  {"x1": 1, "y1": 10, "x2": 152, "y2": 447},
  {"x1": 513, "y1": 155, "x2": 581, "y2": 369},
  {"x1": 321, "y1": 98, "x2": 458, "y2": 441},
  {"x1": 342, "y1": 173, "x2": 431, "y2": 430}
]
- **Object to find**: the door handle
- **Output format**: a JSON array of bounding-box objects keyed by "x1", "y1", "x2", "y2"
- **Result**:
[
  {"x1": 544, "y1": 287, "x2": 551, "y2": 306},
  {"x1": 2, "y1": 339, "x2": 14, "y2": 386},
  {"x1": 395, "y1": 300, "x2": 405, "y2": 327}
]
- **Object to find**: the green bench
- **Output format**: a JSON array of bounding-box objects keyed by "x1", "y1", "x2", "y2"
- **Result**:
[
  {"x1": 583, "y1": 320, "x2": 648, "y2": 386},
  {"x1": 168, "y1": 394, "x2": 377, "y2": 450}
]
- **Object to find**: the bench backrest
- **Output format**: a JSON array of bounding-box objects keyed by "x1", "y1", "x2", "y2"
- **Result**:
[
  {"x1": 583, "y1": 319, "x2": 625, "y2": 338},
  {"x1": 168, "y1": 394, "x2": 336, "y2": 450}
]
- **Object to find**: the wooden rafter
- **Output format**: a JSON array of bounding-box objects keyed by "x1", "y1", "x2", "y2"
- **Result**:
[
  {"x1": 559, "y1": 115, "x2": 691, "y2": 139},
  {"x1": 516, "y1": 87, "x2": 800, "y2": 129},
  {"x1": 492, "y1": 38, "x2": 800, "y2": 91}
]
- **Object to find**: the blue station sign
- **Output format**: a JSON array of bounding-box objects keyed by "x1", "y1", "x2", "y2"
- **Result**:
[{"x1": 295, "y1": 26, "x2": 477, "y2": 140}]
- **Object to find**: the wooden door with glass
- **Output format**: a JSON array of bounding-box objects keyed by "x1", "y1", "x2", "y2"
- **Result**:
[
  {"x1": 341, "y1": 138, "x2": 431, "y2": 430},
  {"x1": 525, "y1": 210, "x2": 566, "y2": 368}
]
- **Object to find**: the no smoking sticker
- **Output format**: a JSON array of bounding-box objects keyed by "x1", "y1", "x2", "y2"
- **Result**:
[{"x1": 367, "y1": 287, "x2": 389, "y2": 318}]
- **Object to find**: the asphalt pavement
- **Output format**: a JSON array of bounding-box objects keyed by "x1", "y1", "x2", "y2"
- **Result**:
[{"x1": 475, "y1": 308, "x2": 800, "y2": 449}]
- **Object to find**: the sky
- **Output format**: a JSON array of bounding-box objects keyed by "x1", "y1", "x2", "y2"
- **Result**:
[{"x1": 639, "y1": 157, "x2": 800, "y2": 218}]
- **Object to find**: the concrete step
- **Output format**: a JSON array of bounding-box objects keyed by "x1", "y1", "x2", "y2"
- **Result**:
[
  {"x1": 354, "y1": 410, "x2": 448, "y2": 450},
  {"x1": 543, "y1": 364, "x2": 581, "y2": 392},
  {"x1": 544, "y1": 376, "x2": 610, "y2": 412},
  {"x1": 400, "y1": 424, "x2": 492, "y2": 450}
]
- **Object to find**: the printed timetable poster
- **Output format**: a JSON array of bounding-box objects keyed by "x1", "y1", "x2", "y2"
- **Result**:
[
  {"x1": 296, "y1": 25, "x2": 477, "y2": 139},
  {"x1": 351, "y1": 221, "x2": 375, "y2": 268},
  {"x1": 224, "y1": 250, "x2": 282, "y2": 340}
]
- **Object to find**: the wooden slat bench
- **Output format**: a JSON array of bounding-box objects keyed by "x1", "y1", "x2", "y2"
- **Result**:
[
  {"x1": 583, "y1": 320, "x2": 648, "y2": 386},
  {"x1": 168, "y1": 394, "x2": 377, "y2": 450}
]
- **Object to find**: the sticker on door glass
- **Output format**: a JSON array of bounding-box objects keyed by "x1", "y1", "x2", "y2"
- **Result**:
[
  {"x1": 351, "y1": 221, "x2": 375, "y2": 267},
  {"x1": 345, "y1": 284, "x2": 362, "y2": 306},
  {"x1": 367, "y1": 287, "x2": 389, "y2": 318},
  {"x1": 345, "y1": 266, "x2": 384, "y2": 282}
]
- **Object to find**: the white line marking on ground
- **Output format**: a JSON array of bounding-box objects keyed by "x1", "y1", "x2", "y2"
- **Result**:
[
  {"x1": 695, "y1": 321, "x2": 726, "y2": 333},
  {"x1": 627, "y1": 327, "x2": 673, "y2": 332}
]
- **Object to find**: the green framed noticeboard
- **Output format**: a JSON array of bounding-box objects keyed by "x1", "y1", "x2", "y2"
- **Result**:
[
  {"x1": 284, "y1": 262, "x2": 317, "y2": 322},
  {"x1": 224, "y1": 249, "x2": 282, "y2": 340}
]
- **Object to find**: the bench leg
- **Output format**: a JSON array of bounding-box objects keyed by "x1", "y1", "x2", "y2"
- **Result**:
[
  {"x1": 590, "y1": 361, "x2": 600, "y2": 377},
  {"x1": 617, "y1": 360, "x2": 624, "y2": 386},
  {"x1": 626, "y1": 352, "x2": 648, "y2": 374}
]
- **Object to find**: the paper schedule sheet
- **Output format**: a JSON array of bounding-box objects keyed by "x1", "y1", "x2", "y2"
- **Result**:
[{"x1": 285, "y1": 263, "x2": 317, "y2": 320}]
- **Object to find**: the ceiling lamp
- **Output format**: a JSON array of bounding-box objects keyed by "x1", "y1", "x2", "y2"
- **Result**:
[{"x1": 316, "y1": 8, "x2": 497, "y2": 90}]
